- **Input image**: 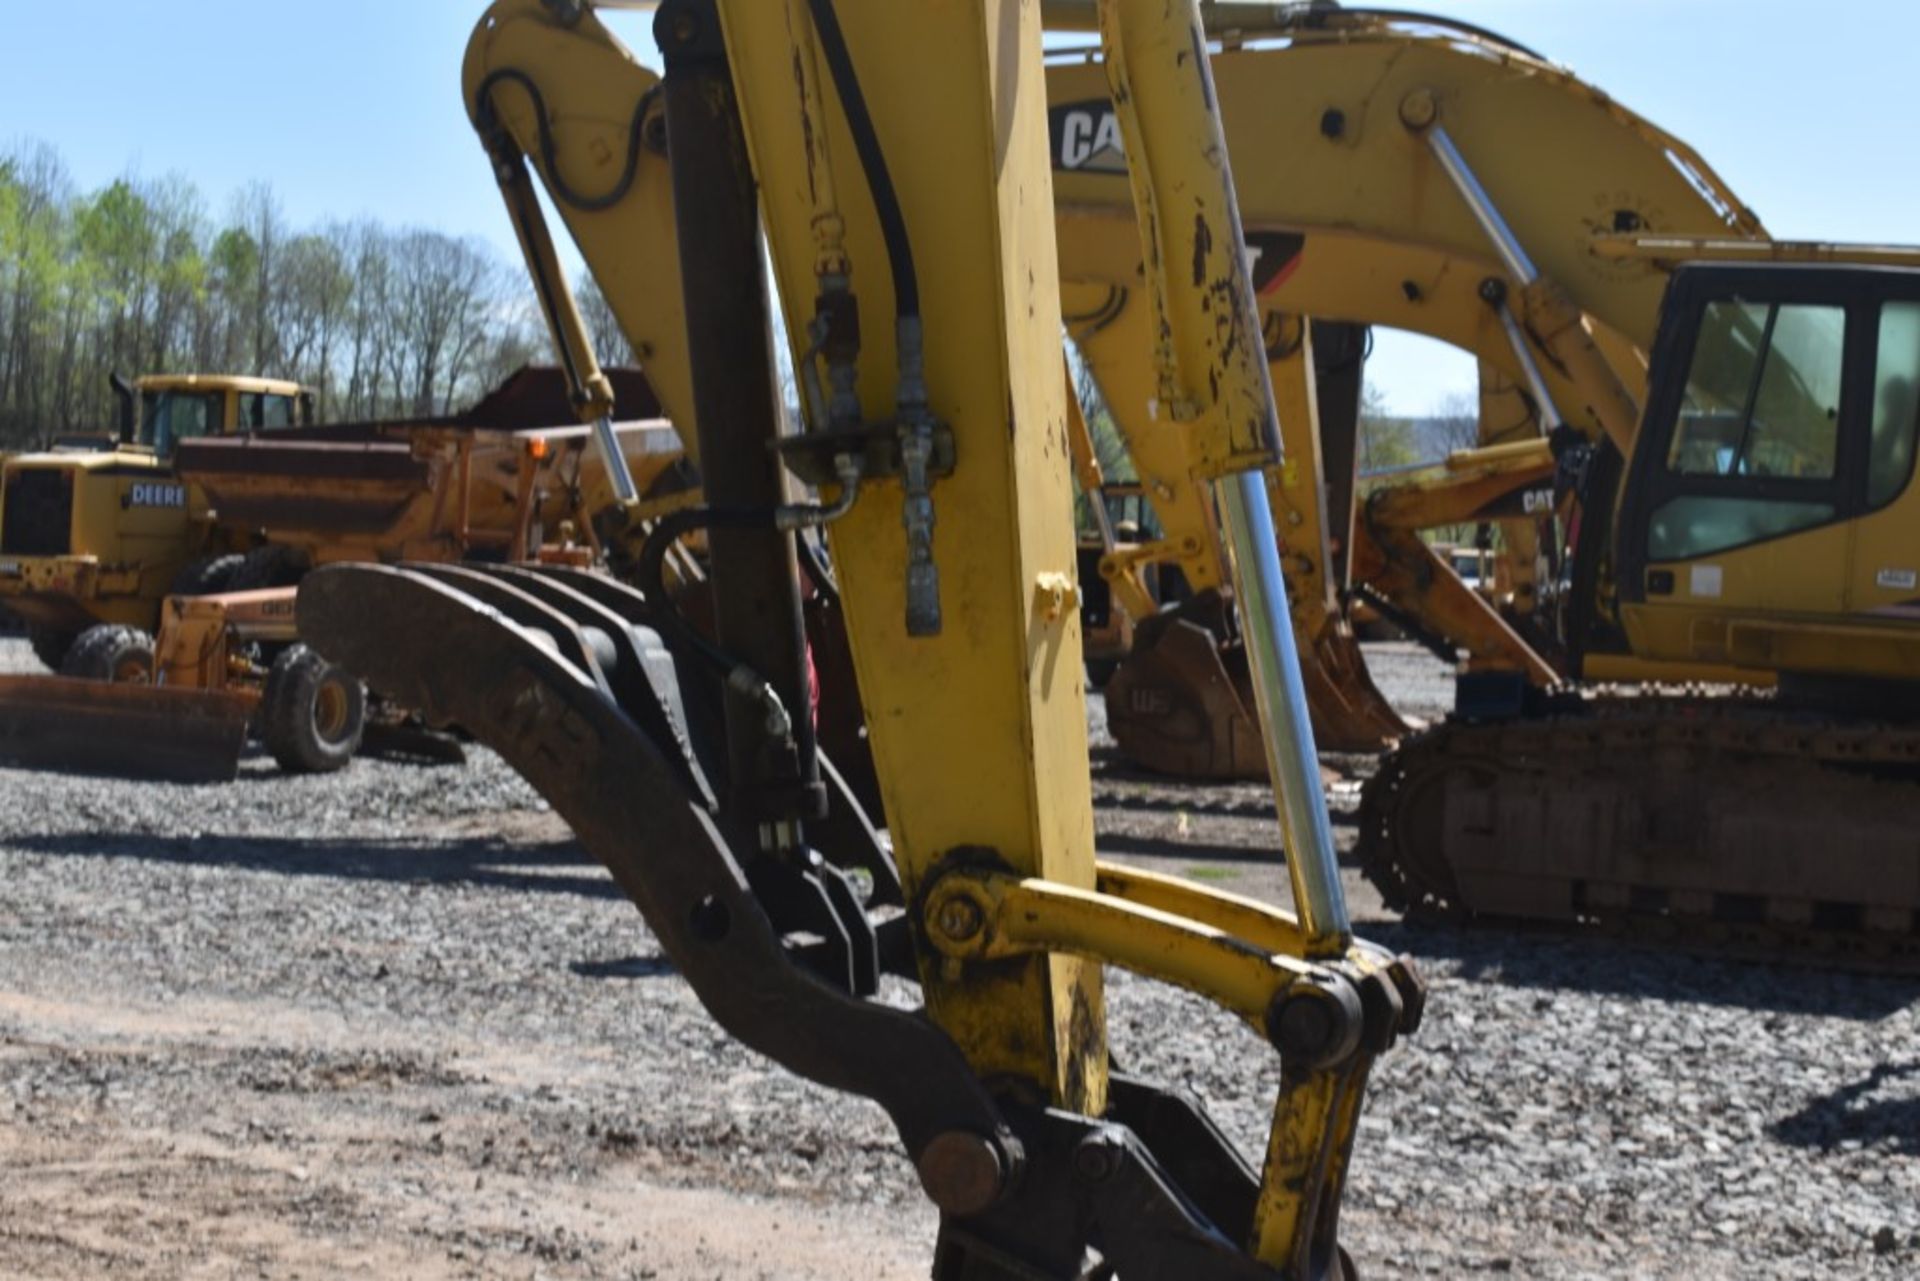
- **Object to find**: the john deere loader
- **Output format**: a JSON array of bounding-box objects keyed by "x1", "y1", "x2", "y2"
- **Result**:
[{"x1": 0, "y1": 373, "x2": 314, "y2": 674}]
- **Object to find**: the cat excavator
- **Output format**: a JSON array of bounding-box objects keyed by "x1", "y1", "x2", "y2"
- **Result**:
[
  {"x1": 451, "y1": 0, "x2": 1637, "y2": 777},
  {"x1": 466, "y1": 0, "x2": 1920, "y2": 981},
  {"x1": 1046, "y1": 3, "x2": 1920, "y2": 964},
  {"x1": 1043, "y1": 5, "x2": 1762, "y2": 774}
]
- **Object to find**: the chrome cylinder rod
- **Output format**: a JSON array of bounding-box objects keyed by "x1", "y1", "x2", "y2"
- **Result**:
[
  {"x1": 1424, "y1": 123, "x2": 1538, "y2": 285},
  {"x1": 1492, "y1": 302, "x2": 1563, "y2": 434},
  {"x1": 593, "y1": 415, "x2": 640, "y2": 505},
  {"x1": 1215, "y1": 468, "x2": 1353, "y2": 952},
  {"x1": 1423, "y1": 124, "x2": 1563, "y2": 433}
]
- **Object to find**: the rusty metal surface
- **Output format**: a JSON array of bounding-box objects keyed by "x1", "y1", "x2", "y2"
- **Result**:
[
  {"x1": 175, "y1": 437, "x2": 429, "y2": 482},
  {"x1": 1106, "y1": 593, "x2": 1266, "y2": 780},
  {"x1": 0, "y1": 675, "x2": 251, "y2": 783},
  {"x1": 1359, "y1": 696, "x2": 1920, "y2": 970},
  {"x1": 1105, "y1": 590, "x2": 1405, "y2": 779}
]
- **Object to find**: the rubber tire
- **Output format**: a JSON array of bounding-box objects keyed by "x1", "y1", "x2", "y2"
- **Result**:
[
  {"x1": 226, "y1": 545, "x2": 307, "y2": 592},
  {"x1": 170, "y1": 553, "x2": 248, "y2": 597},
  {"x1": 60, "y1": 623, "x2": 155, "y2": 683},
  {"x1": 261, "y1": 644, "x2": 365, "y2": 774},
  {"x1": 27, "y1": 625, "x2": 78, "y2": 672}
]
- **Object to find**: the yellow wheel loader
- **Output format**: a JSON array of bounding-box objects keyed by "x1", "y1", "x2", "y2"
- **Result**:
[
  {"x1": 0, "y1": 373, "x2": 314, "y2": 672},
  {"x1": 293, "y1": 2, "x2": 1428, "y2": 1275}
]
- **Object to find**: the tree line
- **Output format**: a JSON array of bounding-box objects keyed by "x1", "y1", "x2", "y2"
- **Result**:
[{"x1": 0, "y1": 140, "x2": 577, "y2": 448}]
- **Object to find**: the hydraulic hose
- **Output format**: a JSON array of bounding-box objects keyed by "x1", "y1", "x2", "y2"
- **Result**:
[
  {"x1": 802, "y1": 0, "x2": 919, "y2": 323},
  {"x1": 474, "y1": 68, "x2": 657, "y2": 213}
]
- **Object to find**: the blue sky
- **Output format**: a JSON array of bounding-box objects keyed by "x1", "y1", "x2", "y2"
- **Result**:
[{"x1": 3, "y1": 1, "x2": 1915, "y2": 413}]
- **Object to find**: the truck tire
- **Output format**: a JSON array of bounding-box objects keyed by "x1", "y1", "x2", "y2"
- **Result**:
[
  {"x1": 262, "y1": 644, "x2": 365, "y2": 774},
  {"x1": 170, "y1": 553, "x2": 248, "y2": 597},
  {"x1": 27, "y1": 625, "x2": 78, "y2": 672},
  {"x1": 60, "y1": 624, "x2": 155, "y2": 683},
  {"x1": 226, "y1": 545, "x2": 307, "y2": 592}
]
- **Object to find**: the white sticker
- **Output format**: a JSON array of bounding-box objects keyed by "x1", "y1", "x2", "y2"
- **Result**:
[
  {"x1": 1877, "y1": 567, "x2": 1918, "y2": 591},
  {"x1": 1689, "y1": 564, "x2": 1723, "y2": 598}
]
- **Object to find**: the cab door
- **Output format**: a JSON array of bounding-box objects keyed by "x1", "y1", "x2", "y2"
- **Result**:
[
  {"x1": 1617, "y1": 265, "x2": 1873, "y2": 669},
  {"x1": 113, "y1": 390, "x2": 222, "y2": 580},
  {"x1": 1847, "y1": 299, "x2": 1920, "y2": 623},
  {"x1": 1619, "y1": 263, "x2": 1920, "y2": 677}
]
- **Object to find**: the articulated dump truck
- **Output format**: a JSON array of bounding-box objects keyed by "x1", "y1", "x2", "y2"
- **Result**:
[{"x1": 0, "y1": 366, "x2": 681, "y2": 783}]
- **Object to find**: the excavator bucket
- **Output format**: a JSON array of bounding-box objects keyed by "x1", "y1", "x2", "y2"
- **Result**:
[
  {"x1": 0, "y1": 675, "x2": 253, "y2": 784},
  {"x1": 1105, "y1": 590, "x2": 1409, "y2": 779}
]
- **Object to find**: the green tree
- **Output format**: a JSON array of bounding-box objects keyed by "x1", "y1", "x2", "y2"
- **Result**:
[{"x1": 1357, "y1": 381, "x2": 1418, "y2": 473}]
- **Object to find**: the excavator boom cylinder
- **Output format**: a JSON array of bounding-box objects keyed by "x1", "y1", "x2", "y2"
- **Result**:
[
  {"x1": 656, "y1": 1, "x2": 824, "y2": 832},
  {"x1": 1097, "y1": 0, "x2": 1351, "y2": 954}
]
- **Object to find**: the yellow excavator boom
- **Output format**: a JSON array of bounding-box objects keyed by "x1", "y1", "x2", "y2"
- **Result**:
[{"x1": 298, "y1": 3, "x2": 1429, "y2": 1275}]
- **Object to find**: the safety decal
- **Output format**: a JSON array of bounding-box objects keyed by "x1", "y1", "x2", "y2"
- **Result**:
[{"x1": 1877, "y1": 567, "x2": 1918, "y2": 591}]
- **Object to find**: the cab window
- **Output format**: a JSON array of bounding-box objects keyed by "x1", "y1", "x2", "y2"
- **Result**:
[
  {"x1": 138, "y1": 391, "x2": 224, "y2": 456},
  {"x1": 1869, "y1": 302, "x2": 1920, "y2": 508},
  {"x1": 1667, "y1": 301, "x2": 1843, "y2": 480},
  {"x1": 1649, "y1": 299, "x2": 1845, "y2": 561},
  {"x1": 237, "y1": 392, "x2": 298, "y2": 430}
]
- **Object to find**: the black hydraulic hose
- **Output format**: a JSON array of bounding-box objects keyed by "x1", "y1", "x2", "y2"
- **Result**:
[
  {"x1": 475, "y1": 69, "x2": 657, "y2": 213},
  {"x1": 796, "y1": 531, "x2": 842, "y2": 611},
  {"x1": 804, "y1": 0, "x2": 920, "y2": 322},
  {"x1": 636, "y1": 506, "x2": 773, "y2": 676},
  {"x1": 1331, "y1": 9, "x2": 1547, "y2": 62}
]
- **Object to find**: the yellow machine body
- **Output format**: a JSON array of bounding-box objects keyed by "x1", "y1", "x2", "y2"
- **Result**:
[
  {"x1": 175, "y1": 417, "x2": 684, "y2": 570},
  {"x1": 422, "y1": 1, "x2": 1427, "y2": 1273},
  {"x1": 0, "y1": 374, "x2": 312, "y2": 647}
]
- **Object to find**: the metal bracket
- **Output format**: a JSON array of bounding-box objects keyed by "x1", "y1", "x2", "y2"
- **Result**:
[{"x1": 776, "y1": 420, "x2": 957, "y2": 489}]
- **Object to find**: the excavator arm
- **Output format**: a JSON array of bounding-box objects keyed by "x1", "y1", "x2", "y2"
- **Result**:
[
  {"x1": 1046, "y1": 5, "x2": 1784, "y2": 772},
  {"x1": 302, "y1": 2, "x2": 1424, "y2": 1276}
]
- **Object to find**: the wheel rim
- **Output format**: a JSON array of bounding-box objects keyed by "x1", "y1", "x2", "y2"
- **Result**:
[
  {"x1": 114, "y1": 655, "x2": 152, "y2": 684},
  {"x1": 313, "y1": 679, "x2": 352, "y2": 744}
]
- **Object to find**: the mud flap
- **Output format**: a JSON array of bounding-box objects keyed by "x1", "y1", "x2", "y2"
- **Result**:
[{"x1": 0, "y1": 675, "x2": 252, "y2": 784}]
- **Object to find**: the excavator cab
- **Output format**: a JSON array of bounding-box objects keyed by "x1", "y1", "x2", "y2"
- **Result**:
[{"x1": 1617, "y1": 263, "x2": 1920, "y2": 684}]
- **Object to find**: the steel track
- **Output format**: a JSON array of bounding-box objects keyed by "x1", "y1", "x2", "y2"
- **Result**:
[{"x1": 1357, "y1": 694, "x2": 1920, "y2": 973}]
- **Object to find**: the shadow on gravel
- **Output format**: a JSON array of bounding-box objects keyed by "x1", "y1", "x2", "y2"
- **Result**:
[
  {"x1": 1770, "y1": 1062, "x2": 1920, "y2": 1155},
  {"x1": 14, "y1": 832, "x2": 621, "y2": 900},
  {"x1": 1091, "y1": 788, "x2": 1361, "y2": 829},
  {"x1": 1366, "y1": 920, "x2": 1920, "y2": 1020},
  {"x1": 1095, "y1": 832, "x2": 1286, "y2": 864},
  {"x1": 571, "y1": 955, "x2": 678, "y2": 980}
]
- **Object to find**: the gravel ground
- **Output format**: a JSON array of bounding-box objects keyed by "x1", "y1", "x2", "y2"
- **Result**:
[{"x1": 0, "y1": 639, "x2": 1914, "y2": 1277}]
